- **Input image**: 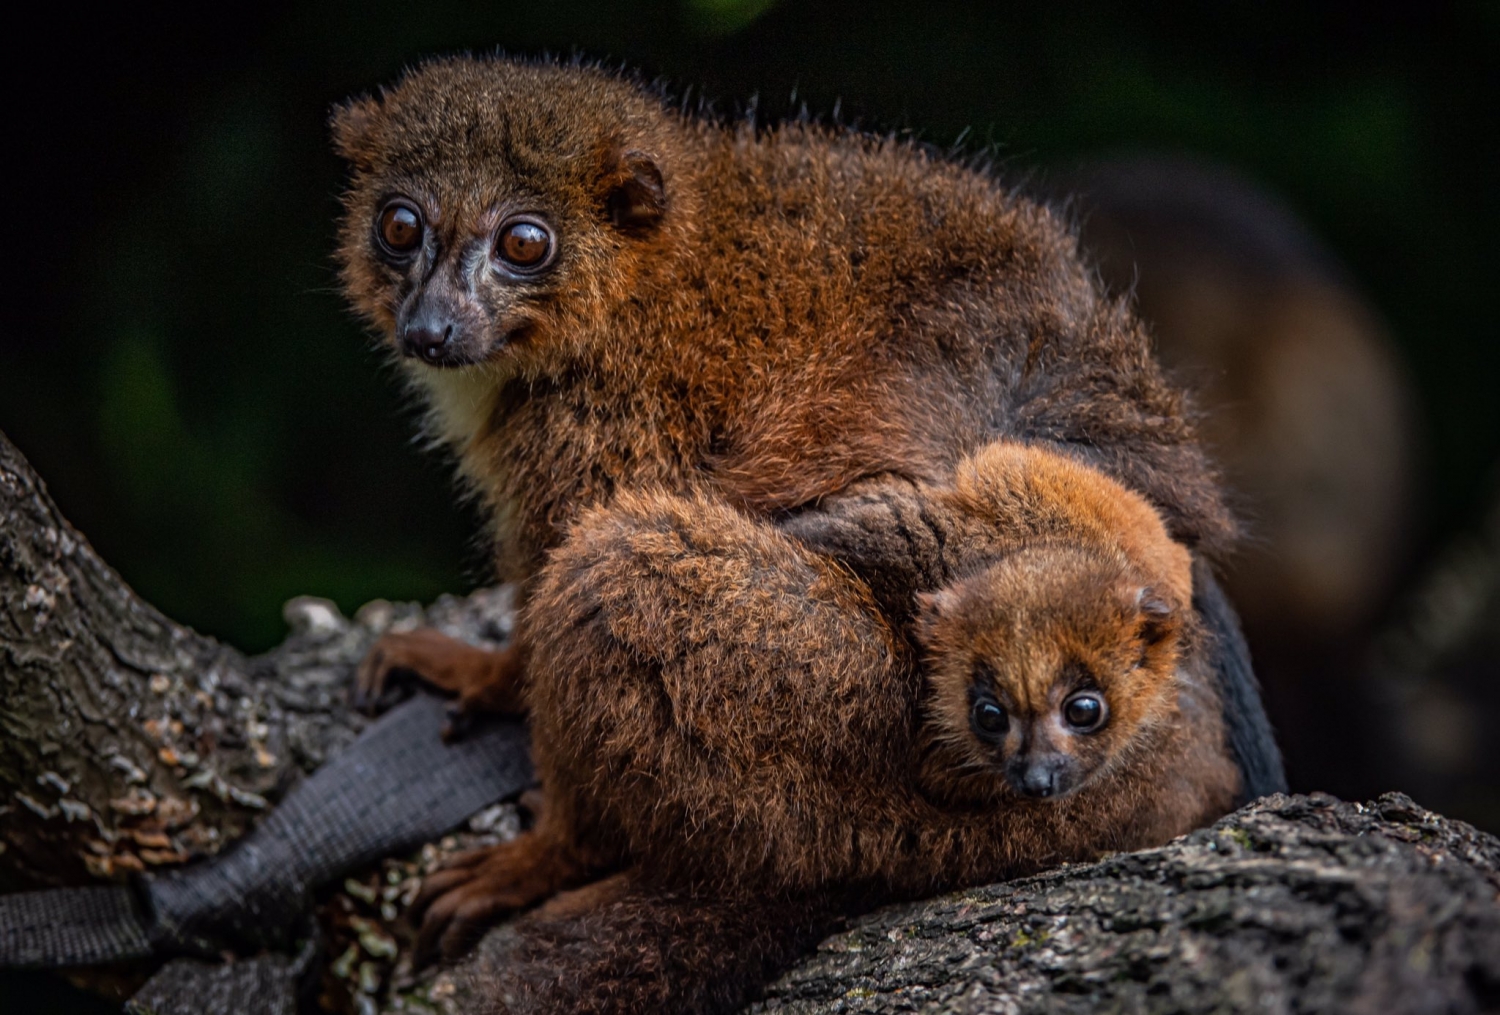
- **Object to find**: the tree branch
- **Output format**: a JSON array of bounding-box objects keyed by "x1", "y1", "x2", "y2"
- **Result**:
[
  {"x1": 749, "y1": 792, "x2": 1500, "y2": 1013},
  {"x1": 2, "y1": 429, "x2": 274, "y2": 887}
]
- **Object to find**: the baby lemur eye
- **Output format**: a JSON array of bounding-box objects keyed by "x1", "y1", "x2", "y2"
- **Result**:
[
  {"x1": 1062, "y1": 693, "x2": 1108, "y2": 732},
  {"x1": 972, "y1": 700, "x2": 1008, "y2": 737},
  {"x1": 376, "y1": 201, "x2": 423, "y2": 257},
  {"x1": 496, "y1": 218, "x2": 555, "y2": 272}
]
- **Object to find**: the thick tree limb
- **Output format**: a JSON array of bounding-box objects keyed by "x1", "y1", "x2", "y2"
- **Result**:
[
  {"x1": 2, "y1": 430, "x2": 275, "y2": 887},
  {"x1": 751, "y1": 792, "x2": 1500, "y2": 1014},
  {"x1": 3, "y1": 429, "x2": 1498, "y2": 1014}
]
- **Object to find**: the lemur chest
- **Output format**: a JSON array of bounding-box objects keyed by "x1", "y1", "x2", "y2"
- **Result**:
[{"x1": 464, "y1": 350, "x2": 972, "y2": 572}]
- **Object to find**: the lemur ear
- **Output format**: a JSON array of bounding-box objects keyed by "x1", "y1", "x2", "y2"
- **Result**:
[
  {"x1": 914, "y1": 588, "x2": 958, "y2": 646},
  {"x1": 1134, "y1": 587, "x2": 1176, "y2": 646},
  {"x1": 330, "y1": 95, "x2": 382, "y2": 170},
  {"x1": 602, "y1": 150, "x2": 666, "y2": 233}
]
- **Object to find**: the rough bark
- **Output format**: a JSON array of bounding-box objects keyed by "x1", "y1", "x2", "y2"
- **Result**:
[
  {"x1": 0, "y1": 429, "x2": 379, "y2": 890},
  {"x1": 3, "y1": 429, "x2": 1499, "y2": 1015},
  {"x1": 750, "y1": 792, "x2": 1500, "y2": 1015}
]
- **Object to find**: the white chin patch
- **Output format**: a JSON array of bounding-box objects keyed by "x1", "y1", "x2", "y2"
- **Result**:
[{"x1": 408, "y1": 359, "x2": 510, "y2": 449}]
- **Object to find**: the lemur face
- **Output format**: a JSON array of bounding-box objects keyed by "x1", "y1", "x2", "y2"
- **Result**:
[
  {"x1": 358, "y1": 192, "x2": 564, "y2": 368},
  {"x1": 917, "y1": 544, "x2": 1184, "y2": 800},
  {"x1": 331, "y1": 57, "x2": 672, "y2": 371},
  {"x1": 964, "y1": 660, "x2": 1112, "y2": 798}
]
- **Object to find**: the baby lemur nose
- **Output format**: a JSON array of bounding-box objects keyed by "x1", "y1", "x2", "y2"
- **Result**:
[
  {"x1": 401, "y1": 319, "x2": 456, "y2": 362},
  {"x1": 1012, "y1": 755, "x2": 1069, "y2": 798}
]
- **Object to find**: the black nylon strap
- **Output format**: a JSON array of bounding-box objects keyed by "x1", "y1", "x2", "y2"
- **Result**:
[
  {"x1": 124, "y1": 933, "x2": 319, "y2": 1015},
  {"x1": 141, "y1": 691, "x2": 534, "y2": 956},
  {"x1": 0, "y1": 884, "x2": 152, "y2": 967},
  {"x1": 0, "y1": 692, "x2": 534, "y2": 969}
]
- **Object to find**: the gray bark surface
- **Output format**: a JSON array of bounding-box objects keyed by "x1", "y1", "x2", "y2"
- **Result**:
[
  {"x1": 3, "y1": 429, "x2": 1499, "y2": 1014},
  {"x1": 752, "y1": 793, "x2": 1500, "y2": 1014},
  {"x1": 0, "y1": 429, "x2": 371, "y2": 889}
]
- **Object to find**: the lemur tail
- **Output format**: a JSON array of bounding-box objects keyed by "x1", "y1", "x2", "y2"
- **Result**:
[{"x1": 462, "y1": 871, "x2": 857, "y2": 1014}]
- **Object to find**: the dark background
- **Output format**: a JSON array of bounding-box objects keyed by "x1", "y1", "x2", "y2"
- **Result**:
[
  {"x1": 0, "y1": 2, "x2": 1496, "y2": 1011},
  {"x1": 4, "y1": 0, "x2": 1496, "y2": 645},
  {"x1": 2, "y1": 0, "x2": 1496, "y2": 804}
]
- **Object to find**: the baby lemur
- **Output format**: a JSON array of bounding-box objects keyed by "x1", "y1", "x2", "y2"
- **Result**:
[
  {"x1": 785, "y1": 439, "x2": 1229, "y2": 816},
  {"x1": 516, "y1": 441, "x2": 1234, "y2": 902},
  {"x1": 332, "y1": 54, "x2": 1276, "y2": 1012}
]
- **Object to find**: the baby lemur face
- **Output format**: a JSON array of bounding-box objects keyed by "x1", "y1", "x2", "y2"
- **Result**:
[
  {"x1": 918, "y1": 544, "x2": 1184, "y2": 801},
  {"x1": 332, "y1": 58, "x2": 675, "y2": 372}
]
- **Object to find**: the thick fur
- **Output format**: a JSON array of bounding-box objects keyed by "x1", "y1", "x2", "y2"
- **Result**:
[
  {"x1": 332, "y1": 55, "x2": 1250, "y2": 1012},
  {"x1": 783, "y1": 439, "x2": 1194, "y2": 623},
  {"x1": 783, "y1": 441, "x2": 1231, "y2": 816},
  {"x1": 334, "y1": 58, "x2": 1234, "y2": 581},
  {"x1": 526, "y1": 488, "x2": 1236, "y2": 899},
  {"x1": 464, "y1": 874, "x2": 853, "y2": 1015},
  {"x1": 493, "y1": 487, "x2": 1238, "y2": 1012}
]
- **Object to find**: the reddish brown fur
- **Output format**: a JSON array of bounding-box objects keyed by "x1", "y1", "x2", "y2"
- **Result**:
[
  {"x1": 333, "y1": 57, "x2": 1232, "y2": 580},
  {"x1": 803, "y1": 441, "x2": 1221, "y2": 814},
  {"x1": 500, "y1": 481, "x2": 1236, "y2": 1012},
  {"x1": 332, "y1": 55, "x2": 1241, "y2": 1012},
  {"x1": 461, "y1": 873, "x2": 854, "y2": 1015},
  {"x1": 354, "y1": 629, "x2": 526, "y2": 722},
  {"x1": 782, "y1": 440, "x2": 1204, "y2": 805},
  {"x1": 407, "y1": 828, "x2": 596, "y2": 963},
  {"x1": 783, "y1": 438, "x2": 1193, "y2": 620},
  {"x1": 524, "y1": 485, "x2": 1235, "y2": 899},
  {"x1": 916, "y1": 546, "x2": 1188, "y2": 803}
]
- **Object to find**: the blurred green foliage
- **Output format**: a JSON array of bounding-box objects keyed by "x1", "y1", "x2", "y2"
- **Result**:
[{"x1": 0, "y1": 0, "x2": 1494, "y2": 652}]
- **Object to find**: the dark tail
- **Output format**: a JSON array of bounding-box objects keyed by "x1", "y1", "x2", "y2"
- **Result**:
[
  {"x1": 1195, "y1": 557, "x2": 1287, "y2": 800},
  {"x1": 464, "y1": 875, "x2": 850, "y2": 1015}
]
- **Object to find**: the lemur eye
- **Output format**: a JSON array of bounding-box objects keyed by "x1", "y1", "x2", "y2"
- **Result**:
[
  {"x1": 496, "y1": 218, "x2": 555, "y2": 271},
  {"x1": 1062, "y1": 693, "x2": 1108, "y2": 732},
  {"x1": 376, "y1": 201, "x2": 423, "y2": 256},
  {"x1": 972, "y1": 700, "x2": 1008, "y2": 737}
]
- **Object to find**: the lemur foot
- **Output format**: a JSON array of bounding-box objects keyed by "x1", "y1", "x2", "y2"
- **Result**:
[{"x1": 409, "y1": 830, "x2": 588, "y2": 964}]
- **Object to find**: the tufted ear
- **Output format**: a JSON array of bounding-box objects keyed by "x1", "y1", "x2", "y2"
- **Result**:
[
  {"x1": 601, "y1": 149, "x2": 666, "y2": 233},
  {"x1": 330, "y1": 95, "x2": 382, "y2": 170}
]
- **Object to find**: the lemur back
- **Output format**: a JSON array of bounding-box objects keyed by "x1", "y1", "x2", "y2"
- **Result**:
[{"x1": 333, "y1": 57, "x2": 1234, "y2": 581}]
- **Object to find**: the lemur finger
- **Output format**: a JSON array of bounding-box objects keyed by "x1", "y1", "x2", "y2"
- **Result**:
[
  {"x1": 409, "y1": 867, "x2": 477, "y2": 925},
  {"x1": 438, "y1": 894, "x2": 514, "y2": 960},
  {"x1": 351, "y1": 647, "x2": 391, "y2": 713},
  {"x1": 412, "y1": 886, "x2": 468, "y2": 967}
]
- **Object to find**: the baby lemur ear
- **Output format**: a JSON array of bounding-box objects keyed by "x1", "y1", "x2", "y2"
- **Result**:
[
  {"x1": 330, "y1": 95, "x2": 383, "y2": 171},
  {"x1": 913, "y1": 588, "x2": 959, "y2": 646},
  {"x1": 1135, "y1": 587, "x2": 1177, "y2": 646},
  {"x1": 601, "y1": 150, "x2": 666, "y2": 233}
]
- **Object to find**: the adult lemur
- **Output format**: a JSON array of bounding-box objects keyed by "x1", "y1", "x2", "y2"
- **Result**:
[{"x1": 334, "y1": 54, "x2": 1280, "y2": 1012}]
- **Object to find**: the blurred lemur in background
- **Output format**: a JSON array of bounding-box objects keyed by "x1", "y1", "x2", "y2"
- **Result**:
[{"x1": 1069, "y1": 158, "x2": 1418, "y2": 801}]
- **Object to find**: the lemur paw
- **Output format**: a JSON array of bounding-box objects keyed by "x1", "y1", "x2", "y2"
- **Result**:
[{"x1": 352, "y1": 628, "x2": 522, "y2": 733}]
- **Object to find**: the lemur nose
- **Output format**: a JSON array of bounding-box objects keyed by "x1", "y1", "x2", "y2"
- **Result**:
[
  {"x1": 1014, "y1": 754, "x2": 1072, "y2": 799},
  {"x1": 1020, "y1": 766, "x2": 1056, "y2": 798},
  {"x1": 401, "y1": 321, "x2": 455, "y2": 362}
]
